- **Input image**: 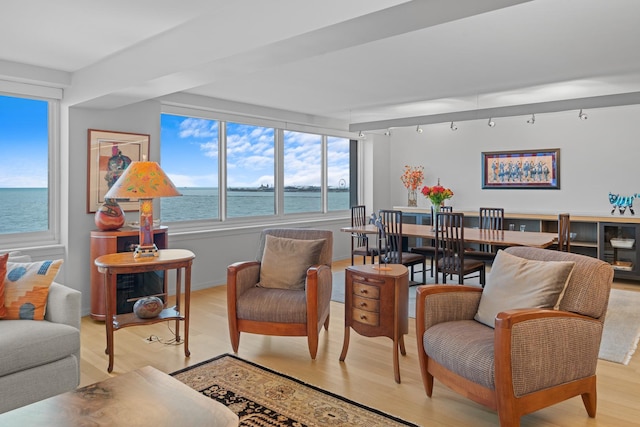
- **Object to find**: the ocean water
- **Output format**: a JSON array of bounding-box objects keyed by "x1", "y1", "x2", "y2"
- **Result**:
[{"x1": 0, "y1": 188, "x2": 350, "y2": 234}]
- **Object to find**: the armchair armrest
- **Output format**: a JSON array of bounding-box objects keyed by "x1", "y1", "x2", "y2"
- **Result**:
[
  {"x1": 305, "y1": 264, "x2": 333, "y2": 320},
  {"x1": 416, "y1": 285, "x2": 483, "y2": 332},
  {"x1": 494, "y1": 308, "x2": 603, "y2": 397},
  {"x1": 44, "y1": 282, "x2": 81, "y2": 330},
  {"x1": 227, "y1": 261, "x2": 261, "y2": 296}
]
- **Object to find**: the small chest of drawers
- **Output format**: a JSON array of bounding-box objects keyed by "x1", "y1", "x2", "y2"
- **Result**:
[{"x1": 339, "y1": 264, "x2": 409, "y2": 383}]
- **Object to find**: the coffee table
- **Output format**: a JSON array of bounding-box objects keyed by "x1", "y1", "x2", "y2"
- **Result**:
[{"x1": 0, "y1": 366, "x2": 238, "y2": 426}]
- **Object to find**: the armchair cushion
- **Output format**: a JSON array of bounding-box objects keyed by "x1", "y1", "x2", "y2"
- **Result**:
[
  {"x1": 258, "y1": 235, "x2": 325, "y2": 290},
  {"x1": 474, "y1": 250, "x2": 574, "y2": 328},
  {"x1": 3, "y1": 259, "x2": 63, "y2": 320}
]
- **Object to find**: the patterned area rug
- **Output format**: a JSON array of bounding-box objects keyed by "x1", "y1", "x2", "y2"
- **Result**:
[{"x1": 172, "y1": 354, "x2": 417, "y2": 427}]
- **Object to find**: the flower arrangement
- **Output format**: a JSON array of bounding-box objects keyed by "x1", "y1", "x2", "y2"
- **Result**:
[
  {"x1": 421, "y1": 183, "x2": 454, "y2": 206},
  {"x1": 400, "y1": 165, "x2": 424, "y2": 190}
]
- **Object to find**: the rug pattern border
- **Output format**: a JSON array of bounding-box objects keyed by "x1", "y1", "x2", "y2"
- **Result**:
[{"x1": 171, "y1": 353, "x2": 418, "y2": 426}]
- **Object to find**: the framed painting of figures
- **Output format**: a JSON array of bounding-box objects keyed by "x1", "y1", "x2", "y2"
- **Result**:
[{"x1": 482, "y1": 149, "x2": 560, "y2": 189}]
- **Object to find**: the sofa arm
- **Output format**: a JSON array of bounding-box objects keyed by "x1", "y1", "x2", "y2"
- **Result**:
[
  {"x1": 495, "y1": 308, "x2": 603, "y2": 398},
  {"x1": 44, "y1": 282, "x2": 81, "y2": 330},
  {"x1": 416, "y1": 285, "x2": 483, "y2": 332}
]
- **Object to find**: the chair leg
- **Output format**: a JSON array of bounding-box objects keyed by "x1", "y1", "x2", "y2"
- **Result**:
[
  {"x1": 229, "y1": 329, "x2": 240, "y2": 353},
  {"x1": 581, "y1": 389, "x2": 597, "y2": 417},
  {"x1": 324, "y1": 314, "x2": 330, "y2": 330},
  {"x1": 307, "y1": 332, "x2": 319, "y2": 359}
]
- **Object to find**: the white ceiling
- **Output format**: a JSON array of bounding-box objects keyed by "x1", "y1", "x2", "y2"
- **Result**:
[{"x1": 3, "y1": 0, "x2": 640, "y2": 131}]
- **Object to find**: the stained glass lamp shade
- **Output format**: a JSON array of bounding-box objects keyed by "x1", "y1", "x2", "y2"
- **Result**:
[{"x1": 104, "y1": 161, "x2": 181, "y2": 257}]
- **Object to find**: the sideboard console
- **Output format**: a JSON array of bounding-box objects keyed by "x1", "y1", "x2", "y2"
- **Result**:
[{"x1": 396, "y1": 207, "x2": 640, "y2": 281}]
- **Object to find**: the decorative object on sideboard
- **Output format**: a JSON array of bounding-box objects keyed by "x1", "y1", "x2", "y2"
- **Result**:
[
  {"x1": 609, "y1": 192, "x2": 636, "y2": 215},
  {"x1": 94, "y1": 198, "x2": 125, "y2": 230},
  {"x1": 400, "y1": 165, "x2": 424, "y2": 207},
  {"x1": 104, "y1": 161, "x2": 181, "y2": 257},
  {"x1": 133, "y1": 296, "x2": 164, "y2": 319}
]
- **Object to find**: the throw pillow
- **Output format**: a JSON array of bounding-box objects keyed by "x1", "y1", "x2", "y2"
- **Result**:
[
  {"x1": 0, "y1": 253, "x2": 8, "y2": 319},
  {"x1": 259, "y1": 235, "x2": 325, "y2": 290},
  {"x1": 474, "y1": 250, "x2": 575, "y2": 328},
  {"x1": 4, "y1": 259, "x2": 64, "y2": 320}
]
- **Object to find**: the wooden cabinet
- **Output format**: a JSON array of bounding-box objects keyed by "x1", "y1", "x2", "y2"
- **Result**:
[
  {"x1": 599, "y1": 222, "x2": 640, "y2": 280},
  {"x1": 90, "y1": 227, "x2": 168, "y2": 321},
  {"x1": 339, "y1": 264, "x2": 409, "y2": 383}
]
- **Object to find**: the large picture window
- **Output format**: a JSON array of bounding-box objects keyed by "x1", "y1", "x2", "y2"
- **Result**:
[
  {"x1": 160, "y1": 111, "x2": 352, "y2": 224},
  {"x1": 0, "y1": 94, "x2": 50, "y2": 235}
]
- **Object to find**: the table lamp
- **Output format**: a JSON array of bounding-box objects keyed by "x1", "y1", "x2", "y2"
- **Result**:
[{"x1": 104, "y1": 161, "x2": 181, "y2": 257}]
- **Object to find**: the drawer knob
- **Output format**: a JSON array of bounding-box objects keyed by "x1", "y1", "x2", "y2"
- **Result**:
[
  {"x1": 360, "y1": 289, "x2": 368, "y2": 294},
  {"x1": 360, "y1": 315, "x2": 367, "y2": 320},
  {"x1": 359, "y1": 302, "x2": 367, "y2": 308}
]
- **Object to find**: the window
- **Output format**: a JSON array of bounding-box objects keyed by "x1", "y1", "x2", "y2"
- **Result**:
[
  {"x1": 226, "y1": 122, "x2": 275, "y2": 218},
  {"x1": 0, "y1": 94, "x2": 50, "y2": 236},
  {"x1": 327, "y1": 136, "x2": 350, "y2": 211},
  {"x1": 160, "y1": 111, "x2": 352, "y2": 224},
  {"x1": 160, "y1": 114, "x2": 219, "y2": 221},
  {"x1": 283, "y1": 130, "x2": 322, "y2": 214}
]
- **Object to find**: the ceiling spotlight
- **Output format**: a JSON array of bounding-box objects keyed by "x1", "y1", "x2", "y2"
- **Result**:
[
  {"x1": 416, "y1": 125, "x2": 423, "y2": 134},
  {"x1": 358, "y1": 131, "x2": 364, "y2": 138},
  {"x1": 488, "y1": 118, "x2": 495, "y2": 127},
  {"x1": 384, "y1": 129, "x2": 392, "y2": 136},
  {"x1": 527, "y1": 114, "x2": 536, "y2": 124},
  {"x1": 450, "y1": 121, "x2": 458, "y2": 131},
  {"x1": 578, "y1": 109, "x2": 588, "y2": 120}
]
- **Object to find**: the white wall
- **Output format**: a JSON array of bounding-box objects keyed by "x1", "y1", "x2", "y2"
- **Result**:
[{"x1": 371, "y1": 104, "x2": 640, "y2": 216}]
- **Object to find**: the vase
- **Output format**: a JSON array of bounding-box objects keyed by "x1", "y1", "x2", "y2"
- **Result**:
[
  {"x1": 408, "y1": 189, "x2": 417, "y2": 207},
  {"x1": 94, "y1": 198, "x2": 125, "y2": 231},
  {"x1": 431, "y1": 203, "x2": 441, "y2": 230}
]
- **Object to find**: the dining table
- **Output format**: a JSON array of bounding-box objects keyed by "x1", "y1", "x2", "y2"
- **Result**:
[{"x1": 341, "y1": 223, "x2": 558, "y2": 249}]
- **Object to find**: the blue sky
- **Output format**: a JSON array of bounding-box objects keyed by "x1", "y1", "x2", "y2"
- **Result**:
[
  {"x1": 0, "y1": 95, "x2": 49, "y2": 187},
  {"x1": 161, "y1": 114, "x2": 350, "y2": 189},
  {"x1": 0, "y1": 100, "x2": 349, "y2": 189}
]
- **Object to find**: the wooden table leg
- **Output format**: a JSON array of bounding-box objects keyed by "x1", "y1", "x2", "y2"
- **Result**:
[
  {"x1": 183, "y1": 264, "x2": 191, "y2": 357},
  {"x1": 104, "y1": 271, "x2": 115, "y2": 373},
  {"x1": 175, "y1": 268, "x2": 182, "y2": 344},
  {"x1": 339, "y1": 326, "x2": 350, "y2": 361},
  {"x1": 393, "y1": 335, "x2": 401, "y2": 383}
]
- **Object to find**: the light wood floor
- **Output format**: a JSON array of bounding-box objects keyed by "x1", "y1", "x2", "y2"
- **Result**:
[{"x1": 80, "y1": 259, "x2": 640, "y2": 427}]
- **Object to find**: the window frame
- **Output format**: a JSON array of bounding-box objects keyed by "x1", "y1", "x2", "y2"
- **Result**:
[
  {"x1": 160, "y1": 104, "x2": 355, "y2": 232},
  {"x1": 0, "y1": 87, "x2": 61, "y2": 250}
]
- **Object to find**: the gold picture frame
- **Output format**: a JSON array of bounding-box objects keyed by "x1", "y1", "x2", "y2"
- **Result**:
[{"x1": 87, "y1": 129, "x2": 150, "y2": 212}]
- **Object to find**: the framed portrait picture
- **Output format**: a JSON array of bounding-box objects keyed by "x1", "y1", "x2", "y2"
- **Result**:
[
  {"x1": 481, "y1": 148, "x2": 560, "y2": 189},
  {"x1": 87, "y1": 129, "x2": 150, "y2": 212}
]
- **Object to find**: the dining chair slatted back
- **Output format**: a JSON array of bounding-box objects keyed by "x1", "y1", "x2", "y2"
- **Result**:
[
  {"x1": 557, "y1": 213, "x2": 571, "y2": 252},
  {"x1": 478, "y1": 207, "x2": 504, "y2": 253},
  {"x1": 410, "y1": 205, "x2": 453, "y2": 277},
  {"x1": 379, "y1": 209, "x2": 426, "y2": 284},
  {"x1": 434, "y1": 211, "x2": 485, "y2": 286},
  {"x1": 350, "y1": 205, "x2": 377, "y2": 264}
]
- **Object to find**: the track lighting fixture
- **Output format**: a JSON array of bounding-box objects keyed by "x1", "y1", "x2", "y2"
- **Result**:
[
  {"x1": 358, "y1": 131, "x2": 364, "y2": 138},
  {"x1": 527, "y1": 114, "x2": 536, "y2": 124},
  {"x1": 416, "y1": 125, "x2": 423, "y2": 134},
  {"x1": 450, "y1": 121, "x2": 457, "y2": 131},
  {"x1": 578, "y1": 109, "x2": 588, "y2": 120},
  {"x1": 488, "y1": 118, "x2": 495, "y2": 127},
  {"x1": 384, "y1": 129, "x2": 392, "y2": 136}
]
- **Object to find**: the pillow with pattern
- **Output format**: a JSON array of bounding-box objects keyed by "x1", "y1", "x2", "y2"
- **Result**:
[{"x1": 4, "y1": 259, "x2": 63, "y2": 320}]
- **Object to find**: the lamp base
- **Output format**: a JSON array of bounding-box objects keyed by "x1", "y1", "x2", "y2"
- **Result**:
[{"x1": 133, "y1": 244, "x2": 159, "y2": 258}]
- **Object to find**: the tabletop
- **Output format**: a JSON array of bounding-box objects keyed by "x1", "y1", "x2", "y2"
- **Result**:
[{"x1": 342, "y1": 223, "x2": 557, "y2": 248}]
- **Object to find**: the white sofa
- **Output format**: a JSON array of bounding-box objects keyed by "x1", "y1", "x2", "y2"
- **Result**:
[{"x1": 0, "y1": 253, "x2": 81, "y2": 413}]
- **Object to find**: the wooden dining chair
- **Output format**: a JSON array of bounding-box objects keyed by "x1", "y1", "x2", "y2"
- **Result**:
[
  {"x1": 557, "y1": 213, "x2": 571, "y2": 252},
  {"x1": 434, "y1": 211, "x2": 485, "y2": 286},
  {"x1": 379, "y1": 209, "x2": 427, "y2": 284},
  {"x1": 350, "y1": 205, "x2": 378, "y2": 264},
  {"x1": 465, "y1": 207, "x2": 504, "y2": 261},
  {"x1": 410, "y1": 205, "x2": 453, "y2": 277}
]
